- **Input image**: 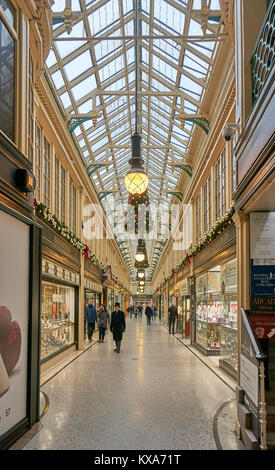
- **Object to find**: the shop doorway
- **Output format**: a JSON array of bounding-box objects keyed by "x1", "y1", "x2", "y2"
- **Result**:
[
  {"x1": 176, "y1": 296, "x2": 190, "y2": 337},
  {"x1": 84, "y1": 290, "x2": 101, "y2": 339},
  {"x1": 183, "y1": 296, "x2": 191, "y2": 338}
]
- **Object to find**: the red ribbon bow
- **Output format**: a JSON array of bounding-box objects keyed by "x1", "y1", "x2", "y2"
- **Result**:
[{"x1": 85, "y1": 245, "x2": 89, "y2": 260}]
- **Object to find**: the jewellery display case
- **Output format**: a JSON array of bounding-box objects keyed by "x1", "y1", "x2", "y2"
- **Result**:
[
  {"x1": 41, "y1": 281, "x2": 76, "y2": 362},
  {"x1": 195, "y1": 269, "x2": 221, "y2": 355},
  {"x1": 219, "y1": 259, "x2": 238, "y2": 378}
]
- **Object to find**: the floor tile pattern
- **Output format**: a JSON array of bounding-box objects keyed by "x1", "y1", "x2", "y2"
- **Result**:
[{"x1": 23, "y1": 317, "x2": 235, "y2": 450}]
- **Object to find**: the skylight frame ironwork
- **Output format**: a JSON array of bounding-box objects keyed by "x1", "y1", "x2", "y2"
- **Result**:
[{"x1": 47, "y1": 0, "x2": 223, "y2": 276}]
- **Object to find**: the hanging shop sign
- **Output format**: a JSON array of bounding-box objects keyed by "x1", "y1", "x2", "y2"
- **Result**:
[
  {"x1": 180, "y1": 279, "x2": 190, "y2": 296},
  {"x1": 0, "y1": 211, "x2": 29, "y2": 438}
]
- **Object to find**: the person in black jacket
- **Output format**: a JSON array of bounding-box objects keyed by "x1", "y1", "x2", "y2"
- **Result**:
[
  {"x1": 110, "y1": 302, "x2": 126, "y2": 353},
  {"x1": 168, "y1": 304, "x2": 178, "y2": 334},
  {"x1": 145, "y1": 303, "x2": 152, "y2": 325}
]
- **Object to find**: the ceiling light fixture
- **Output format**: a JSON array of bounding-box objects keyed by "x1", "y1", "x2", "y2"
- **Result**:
[
  {"x1": 135, "y1": 239, "x2": 146, "y2": 263},
  {"x1": 137, "y1": 270, "x2": 145, "y2": 279},
  {"x1": 124, "y1": 0, "x2": 148, "y2": 196}
]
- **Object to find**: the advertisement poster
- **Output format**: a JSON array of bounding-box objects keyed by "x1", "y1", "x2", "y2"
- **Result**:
[
  {"x1": 251, "y1": 262, "x2": 275, "y2": 296},
  {"x1": 250, "y1": 315, "x2": 275, "y2": 339},
  {"x1": 0, "y1": 211, "x2": 29, "y2": 437},
  {"x1": 250, "y1": 212, "x2": 275, "y2": 318}
]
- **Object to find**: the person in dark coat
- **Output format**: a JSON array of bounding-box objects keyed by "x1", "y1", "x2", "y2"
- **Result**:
[
  {"x1": 168, "y1": 304, "x2": 178, "y2": 334},
  {"x1": 127, "y1": 305, "x2": 132, "y2": 318},
  {"x1": 85, "y1": 299, "x2": 97, "y2": 342},
  {"x1": 110, "y1": 302, "x2": 126, "y2": 353},
  {"x1": 97, "y1": 304, "x2": 110, "y2": 343},
  {"x1": 145, "y1": 303, "x2": 152, "y2": 325}
]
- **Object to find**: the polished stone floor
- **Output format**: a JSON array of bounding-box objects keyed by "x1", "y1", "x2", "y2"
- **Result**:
[{"x1": 22, "y1": 316, "x2": 236, "y2": 450}]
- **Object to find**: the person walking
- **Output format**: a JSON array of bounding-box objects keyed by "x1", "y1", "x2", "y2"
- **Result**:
[
  {"x1": 138, "y1": 304, "x2": 143, "y2": 317},
  {"x1": 151, "y1": 305, "x2": 156, "y2": 320},
  {"x1": 168, "y1": 303, "x2": 178, "y2": 334},
  {"x1": 127, "y1": 305, "x2": 132, "y2": 318},
  {"x1": 85, "y1": 299, "x2": 97, "y2": 342},
  {"x1": 110, "y1": 302, "x2": 126, "y2": 353},
  {"x1": 97, "y1": 303, "x2": 110, "y2": 343},
  {"x1": 145, "y1": 303, "x2": 152, "y2": 325}
]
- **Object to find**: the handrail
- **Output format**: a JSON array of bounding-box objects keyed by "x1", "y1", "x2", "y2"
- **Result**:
[
  {"x1": 241, "y1": 308, "x2": 267, "y2": 361},
  {"x1": 251, "y1": 0, "x2": 275, "y2": 104},
  {"x1": 241, "y1": 308, "x2": 267, "y2": 450}
]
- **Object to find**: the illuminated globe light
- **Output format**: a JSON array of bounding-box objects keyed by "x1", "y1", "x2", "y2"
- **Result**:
[
  {"x1": 135, "y1": 252, "x2": 145, "y2": 262},
  {"x1": 139, "y1": 280, "x2": 145, "y2": 286},
  {"x1": 125, "y1": 132, "x2": 148, "y2": 195},
  {"x1": 125, "y1": 171, "x2": 148, "y2": 195},
  {"x1": 137, "y1": 271, "x2": 145, "y2": 279}
]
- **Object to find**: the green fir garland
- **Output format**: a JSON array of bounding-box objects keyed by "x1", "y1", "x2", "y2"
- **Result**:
[
  {"x1": 35, "y1": 201, "x2": 108, "y2": 272},
  {"x1": 173, "y1": 203, "x2": 236, "y2": 274}
]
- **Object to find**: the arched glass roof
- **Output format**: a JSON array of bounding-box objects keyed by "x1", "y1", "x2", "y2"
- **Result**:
[{"x1": 47, "y1": 0, "x2": 223, "y2": 279}]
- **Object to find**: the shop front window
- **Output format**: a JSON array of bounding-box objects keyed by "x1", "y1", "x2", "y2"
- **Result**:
[
  {"x1": 41, "y1": 281, "x2": 76, "y2": 362},
  {"x1": 84, "y1": 290, "x2": 101, "y2": 339},
  {"x1": 219, "y1": 259, "x2": 238, "y2": 375},
  {"x1": 195, "y1": 268, "x2": 221, "y2": 353},
  {"x1": 108, "y1": 289, "x2": 114, "y2": 313}
]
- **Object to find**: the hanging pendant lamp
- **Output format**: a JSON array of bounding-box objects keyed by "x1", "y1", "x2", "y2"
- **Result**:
[
  {"x1": 124, "y1": 0, "x2": 148, "y2": 196},
  {"x1": 135, "y1": 239, "x2": 146, "y2": 262},
  {"x1": 125, "y1": 132, "x2": 148, "y2": 195},
  {"x1": 137, "y1": 270, "x2": 145, "y2": 279}
]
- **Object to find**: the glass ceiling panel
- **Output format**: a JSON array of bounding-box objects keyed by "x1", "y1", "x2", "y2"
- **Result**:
[
  {"x1": 64, "y1": 50, "x2": 93, "y2": 81},
  {"x1": 48, "y1": 0, "x2": 223, "y2": 275}
]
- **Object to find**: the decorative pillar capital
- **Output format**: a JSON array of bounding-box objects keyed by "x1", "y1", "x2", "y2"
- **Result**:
[{"x1": 232, "y1": 209, "x2": 250, "y2": 228}]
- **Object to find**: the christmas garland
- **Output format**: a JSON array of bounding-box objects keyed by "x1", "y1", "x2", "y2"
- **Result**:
[
  {"x1": 172, "y1": 203, "x2": 236, "y2": 276},
  {"x1": 125, "y1": 191, "x2": 151, "y2": 234},
  {"x1": 128, "y1": 192, "x2": 150, "y2": 207},
  {"x1": 34, "y1": 200, "x2": 108, "y2": 272}
]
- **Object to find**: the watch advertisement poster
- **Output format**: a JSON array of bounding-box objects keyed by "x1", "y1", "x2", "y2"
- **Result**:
[{"x1": 0, "y1": 210, "x2": 29, "y2": 438}]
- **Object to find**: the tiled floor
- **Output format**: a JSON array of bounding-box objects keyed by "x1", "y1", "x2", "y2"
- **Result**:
[{"x1": 14, "y1": 317, "x2": 240, "y2": 450}]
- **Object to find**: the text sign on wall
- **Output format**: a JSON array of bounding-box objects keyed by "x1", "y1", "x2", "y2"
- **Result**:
[
  {"x1": 250, "y1": 212, "x2": 275, "y2": 318},
  {"x1": 250, "y1": 212, "x2": 275, "y2": 259}
]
